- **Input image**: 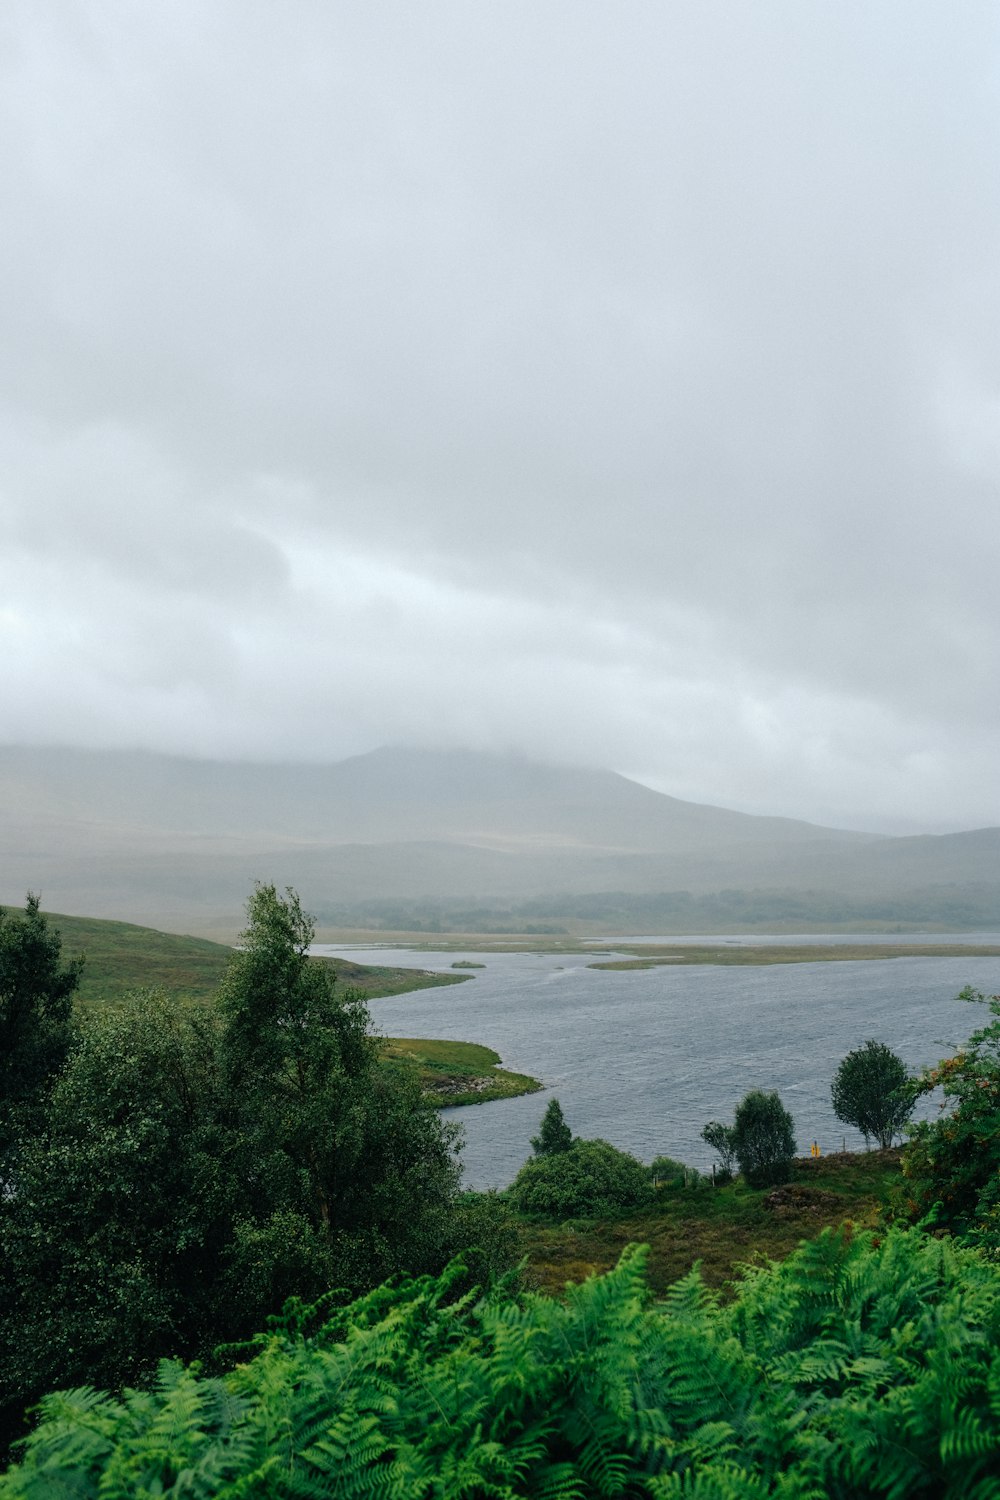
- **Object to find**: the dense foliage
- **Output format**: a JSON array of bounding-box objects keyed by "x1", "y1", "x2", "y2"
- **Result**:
[
  {"x1": 0, "y1": 896, "x2": 81, "y2": 1161},
  {"x1": 4, "y1": 1226, "x2": 1000, "y2": 1497},
  {"x1": 732, "y1": 1089, "x2": 796, "y2": 1187},
  {"x1": 508, "y1": 1137, "x2": 654, "y2": 1218},
  {"x1": 0, "y1": 888, "x2": 501, "y2": 1455},
  {"x1": 831, "y1": 1039, "x2": 914, "y2": 1148},
  {"x1": 902, "y1": 987, "x2": 1000, "y2": 1251}
]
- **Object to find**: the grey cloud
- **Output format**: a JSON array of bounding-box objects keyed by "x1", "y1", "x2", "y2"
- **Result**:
[{"x1": 0, "y1": 1, "x2": 997, "y2": 832}]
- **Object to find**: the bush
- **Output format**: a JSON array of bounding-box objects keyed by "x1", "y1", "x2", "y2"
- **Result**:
[
  {"x1": 831, "y1": 1039, "x2": 914, "y2": 1148},
  {"x1": 508, "y1": 1138, "x2": 654, "y2": 1218},
  {"x1": 732, "y1": 1089, "x2": 796, "y2": 1187},
  {"x1": 902, "y1": 988, "x2": 1000, "y2": 1249},
  {"x1": 650, "y1": 1154, "x2": 687, "y2": 1187}
]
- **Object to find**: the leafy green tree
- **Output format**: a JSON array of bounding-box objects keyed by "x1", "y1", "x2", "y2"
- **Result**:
[
  {"x1": 732, "y1": 1089, "x2": 796, "y2": 1187},
  {"x1": 831, "y1": 1038, "x2": 914, "y2": 1148},
  {"x1": 902, "y1": 988, "x2": 1000, "y2": 1248},
  {"x1": 0, "y1": 992, "x2": 239, "y2": 1450},
  {"x1": 509, "y1": 1138, "x2": 653, "y2": 1217},
  {"x1": 530, "y1": 1097, "x2": 573, "y2": 1155},
  {"x1": 701, "y1": 1119, "x2": 738, "y2": 1179},
  {"x1": 217, "y1": 884, "x2": 462, "y2": 1287},
  {"x1": 0, "y1": 895, "x2": 81, "y2": 1158}
]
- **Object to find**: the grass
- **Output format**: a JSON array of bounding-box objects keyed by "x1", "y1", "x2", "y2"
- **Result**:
[
  {"x1": 519, "y1": 1149, "x2": 903, "y2": 1297},
  {"x1": 379, "y1": 1037, "x2": 541, "y2": 1107},
  {"x1": 588, "y1": 943, "x2": 1000, "y2": 970},
  {"x1": 0, "y1": 906, "x2": 470, "y2": 1007}
]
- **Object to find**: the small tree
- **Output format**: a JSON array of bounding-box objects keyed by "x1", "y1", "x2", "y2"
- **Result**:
[
  {"x1": 831, "y1": 1039, "x2": 914, "y2": 1149},
  {"x1": 0, "y1": 894, "x2": 81, "y2": 1158},
  {"x1": 701, "y1": 1120, "x2": 738, "y2": 1179},
  {"x1": 732, "y1": 1089, "x2": 796, "y2": 1187},
  {"x1": 531, "y1": 1098, "x2": 573, "y2": 1155}
]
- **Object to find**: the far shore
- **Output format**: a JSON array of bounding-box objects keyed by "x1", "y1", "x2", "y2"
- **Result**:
[{"x1": 311, "y1": 931, "x2": 1000, "y2": 966}]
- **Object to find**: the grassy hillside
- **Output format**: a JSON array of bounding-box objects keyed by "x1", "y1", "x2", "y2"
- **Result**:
[
  {"x1": 521, "y1": 1149, "x2": 902, "y2": 1297},
  {"x1": 0, "y1": 905, "x2": 469, "y2": 1006}
]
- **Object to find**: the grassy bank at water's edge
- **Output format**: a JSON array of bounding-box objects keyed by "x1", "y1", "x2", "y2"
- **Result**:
[{"x1": 380, "y1": 1036, "x2": 541, "y2": 1107}]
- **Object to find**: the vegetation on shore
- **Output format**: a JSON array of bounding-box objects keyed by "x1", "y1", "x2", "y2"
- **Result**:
[
  {"x1": 521, "y1": 1148, "x2": 902, "y2": 1296},
  {"x1": 379, "y1": 1037, "x2": 541, "y2": 1107}
]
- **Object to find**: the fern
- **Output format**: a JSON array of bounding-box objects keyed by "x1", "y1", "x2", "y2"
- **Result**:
[{"x1": 5, "y1": 1228, "x2": 1000, "y2": 1498}]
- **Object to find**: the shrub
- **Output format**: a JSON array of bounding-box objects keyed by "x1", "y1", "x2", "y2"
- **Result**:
[
  {"x1": 732, "y1": 1089, "x2": 796, "y2": 1187},
  {"x1": 902, "y1": 988, "x2": 1000, "y2": 1249},
  {"x1": 508, "y1": 1138, "x2": 654, "y2": 1218},
  {"x1": 650, "y1": 1154, "x2": 687, "y2": 1187},
  {"x1": 831, "y1": 1039, "x2": 914, "y2": 1148}
]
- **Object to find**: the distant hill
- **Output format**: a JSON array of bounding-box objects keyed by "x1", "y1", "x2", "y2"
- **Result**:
[{"x1": 0, "y1": 746, "x2": 996, "y2": 934}]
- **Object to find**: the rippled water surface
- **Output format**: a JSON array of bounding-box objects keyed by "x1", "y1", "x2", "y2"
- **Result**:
[{"x1": 315, "y1": 940, "x2": 1000, "y2": 1189}]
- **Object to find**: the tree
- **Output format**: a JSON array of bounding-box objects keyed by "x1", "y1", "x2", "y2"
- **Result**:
[
  {"x1": 0, "y1": 895, "x2": 81, "y2": 1160},
  {"x1": 217, "y1": 884, "x2": 462, "y2": 1290},
  {"x1": 701, "y1": 1120, "x2": 738, "y2": 1179},
  {"x1": 531, "y1": 1098, "x2": 573, "y2": 1155},
  {"x1": 0, "y1": 991, "x2": 239, "y2": 1449},
  {"x1": 732, "y1": 1089, "x2": 796, "y2": 1187},
  {"x1": 508, "y1": 1138, "x2": 654, "y2": 1218},
  {"x1": 831, "y1": 1039, "x2": 914, "y2": 1149}
]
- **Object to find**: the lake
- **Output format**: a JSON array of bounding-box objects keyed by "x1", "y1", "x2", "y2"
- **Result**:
[{"x1": 314, "y1": 939, "x2": 1000, "y2": 1190}]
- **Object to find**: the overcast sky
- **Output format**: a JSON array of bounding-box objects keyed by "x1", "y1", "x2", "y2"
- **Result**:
[{"x1": 1, "y1": 2, "x2": 998, "y2": 834}]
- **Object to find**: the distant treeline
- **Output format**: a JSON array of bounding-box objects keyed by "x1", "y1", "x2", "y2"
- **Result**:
[{"x1": 316, "y1": 882, "x2": 1000, "y2": 933}]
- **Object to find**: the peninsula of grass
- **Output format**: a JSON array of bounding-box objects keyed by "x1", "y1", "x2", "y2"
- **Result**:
[
  {"x1": 519, "y1": 1149, "x2": 902, "y2": 1298},
  {"x1": 379, "y1": 1037, "x2": 542, "y2": 1107},
  {"x1": 587, "y1": 941, "x2": 1000, "y2": 970}
]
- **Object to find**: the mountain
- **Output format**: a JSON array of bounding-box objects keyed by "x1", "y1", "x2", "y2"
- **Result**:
[{"x1": 0, "y1": 745, "x2": 996, "y2": 934}]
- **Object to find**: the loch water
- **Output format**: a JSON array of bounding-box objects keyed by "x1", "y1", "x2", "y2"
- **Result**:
[{"x1": 314, "y1": 938, "x2": 1000, "y2": 1190}]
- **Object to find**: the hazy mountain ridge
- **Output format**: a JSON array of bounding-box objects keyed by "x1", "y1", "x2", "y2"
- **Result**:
[{"x1": 0, "y1": 746, "x2": 996, "y2": 934}]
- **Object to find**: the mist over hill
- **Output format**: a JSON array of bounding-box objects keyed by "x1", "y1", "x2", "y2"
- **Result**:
[{"x1": 0, "y1": 746, "x2": 996, "y2": 935}]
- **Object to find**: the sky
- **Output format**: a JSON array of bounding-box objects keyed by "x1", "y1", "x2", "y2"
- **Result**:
[{"x1": 1, "y1": 2, "x2": 998, "y2": 835}]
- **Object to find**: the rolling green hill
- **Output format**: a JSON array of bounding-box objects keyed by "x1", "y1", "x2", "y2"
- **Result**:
[{"x1": 0, "y1": 905, "x2": 467, "y2": 1007}]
